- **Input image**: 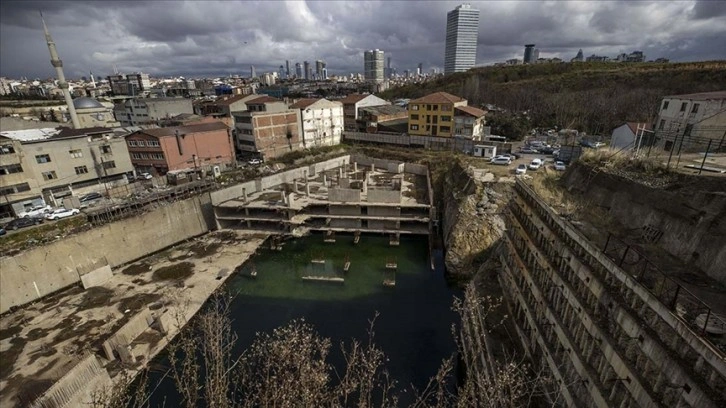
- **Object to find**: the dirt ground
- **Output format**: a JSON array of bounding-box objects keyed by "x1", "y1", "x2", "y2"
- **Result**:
[{"x1": 0, "y1": 230, "x2": 267, "y2": 407}]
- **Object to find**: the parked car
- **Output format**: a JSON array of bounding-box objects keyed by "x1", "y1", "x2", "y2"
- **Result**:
[
  {"x1": 490, "y1": 156, "x2": 512, "y2": 165},
  {"x1": 520, "y1": 147, "x2": 539, "y2": 154},
  {"x1": 248, "y1": 158, "x2": 263, "y2": 165},
  {"x1": 515, "y1": 164, "x2": 527, "y2": 175},
  {"x1": 139, "y1": 172, "x2": 153, "y2": 180},
  {"x1": 4, "y1": 217, "x2": 43, "y2": 230},
  {"x1": 554, "y1": 161, "x2": 567, "y2": 171},
  {"x1": 45, "y1": 208, "x2": 80, "y2": 220},
  {"x1": 528, "y1": 158, "x2": 543, "y2": 170},
  {"x1": 18, "y1": 205, "x2": 52, "y2": 218},
  {"x1": 80, "y1": 192, "x2": 103, "y2": 203}
]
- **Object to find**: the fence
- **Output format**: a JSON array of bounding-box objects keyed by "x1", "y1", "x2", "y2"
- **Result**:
[
  {"x1": 603, "y1": 232, "x2": 725, "y2": 341},
  {"x1": 344, "y1": 131, "x2": 477, "y2": 152}
]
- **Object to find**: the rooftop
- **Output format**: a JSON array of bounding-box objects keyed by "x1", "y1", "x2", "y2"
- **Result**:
[
  {"x1": 246, "y1": 96, "x2": 281, "y2": 104},
  {"x1": 134, "y1": 121, "x2": 228, "y2": 138},
  {"x1": 410, "y1": 91, "x2": 466, "y2": 104},
  {"x1": 623, "y1": 122, "x2": 653, "y2": 134},
  {"x1": 664, "y1": 91, "x2": 726, "y2": 101},
  {"x1": 455, "y1": 105, "x2": 487, "y2": 118},
  {"x1": 339, "y1": 94, "x2": 369, "y2": 104},
  {"x1": 359, "y1": 105, "x2": 408, "y2": 116},
  {"x1": 290, "y1": 98, "x2": 321, "y2": 109},
  {"x1": 1, "y1": 125, "x2": 143, "y2": 143}
]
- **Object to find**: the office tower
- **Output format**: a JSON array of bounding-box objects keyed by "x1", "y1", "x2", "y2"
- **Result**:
[
  {"x1": 363, "y1": 49, "x2": 384, "y2": 83},
  {"x1": 524, "y1": 44, "x2": 536, "y2": 64},
  {"x1": 322, "y1": 68, "x2": 328, "y2": 80},
  {"x1": 315, "y1": 60, "x2": 325, "y2": 77},
  {"x1": 40, "y1": 12, "x2": 79, "y2": 128},
  {"x1": 250, "y1": 65, "x2": 256, "y2": 78},
  {"x1": 303, "y1": 61, "x2": 310, "y2": 80},
  {"x1": 279, "y1": 65, "x2": 285, "y2": 80},
  {"x1": 417, "y1": 63, "x2": 423, "y2": 75},
  {"x1": 444, "y1": 4, "x2": 480, "y2": 74},
  {"x1": 285, "y1": 60, "x2": 290, "y2": 78},
  {"x1": 295, "y1": 62, "x2": 303, "y2": 79}
]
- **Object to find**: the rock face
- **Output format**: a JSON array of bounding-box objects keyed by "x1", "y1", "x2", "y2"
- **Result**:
[{"x1": 442, "y1": 161, "x2": 512, "y2": 277}]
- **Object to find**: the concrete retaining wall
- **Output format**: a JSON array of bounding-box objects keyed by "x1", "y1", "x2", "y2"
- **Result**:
[
  {"x1": 368, "y1": 189, "x2": 401, "y2": 204},
  {"x1": 404, "y1": 163, "x2": 429, "y2": 175},
  {"x1": 330, "y1": 206, "x2": 361, "y2": 216},
  {"x1": 368, "y1": 206, "x2": 401, "y2": 217},
  {"x1": 0, "y1": 196, "x2": 211, "y2": 314},
  {"x1": 30, "y1": 354, "x2": 111, "y2": 408},
  {"x1": 102, "y1": 308, "x2": 154, "y2": 362},
  {"x1": 329, "y1": 188, "x2": 360, "y2": 203}
]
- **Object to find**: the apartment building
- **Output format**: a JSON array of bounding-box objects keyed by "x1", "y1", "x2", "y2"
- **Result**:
[
  {"x1": 125, "y1": 121, "x2": 234, "y2": 175},
  {"x1": 114, "y1": 97, "x2": 194, "y2": 126},
  {"x1": 0, "y1": 127, "x2": 134, "y2": 217},
  {"x1": 407, "y1": 92, "x2": 468, "y2": 137},
  {"x1": 358, "y1": 105, "x2": 409, "y2": 133},
  {"x1": 289, "y1": 98, "x2": 344, "y2": 148},
  {"x1": 655, "y1": 91, "x2": 726, "y2": 150},
  {"x1": 195, "y1": 94, "x2": 262, "y2": 128},
  {"x1": 339, "y1": 93, "x2": 390, "y2": 131},
  {"x1": 232, "y1": 96, "x2": 303, "y2": 160},
  {"x1": 453, "y1": 105, "x2": 487, "y2": 139}
]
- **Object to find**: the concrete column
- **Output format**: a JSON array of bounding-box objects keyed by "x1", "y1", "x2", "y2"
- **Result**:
[
  {"x1": 339, "y1": 167, "x2": 344, "y2": 179},
  {"x1": 294, "y1": 179, "x2": 299, "y2": 193},
  {"x1": 288, "y1": 193, "x2": 294, "y2": 208},
  {"x1": 323, "y1": 174, "x2": 327, "y2": 186},
  {"x1": 362, "y1": 172, "x2": 368, "y2": 194},
  {"x1": 242, "y1": 188, "x2": 247, "y2": 202},
  {"x1": 305, "y1": 181, "x2": 310, "y2": 196},
  {"x1": 281, "y1": 190, "x2": 286, "y2": 204},
  {"x1": 371, "y1": 163, "x2": 375, "y2": 172},
  {"x1": 353, "y1": 162, "x2": 358, "y2": 172}
]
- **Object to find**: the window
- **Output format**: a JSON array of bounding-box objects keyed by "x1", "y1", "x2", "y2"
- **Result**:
[
  {"x1": 658, "y1": 119, "x2": 666, "y2": 130},
  {"x1": 147, "y1": 140, "x2": 160, "y2": 147},
  {"x1": 440, "y1": 126, "x2": 451, "y2": 133},
  {"x1": 410, "y1": 104, "x2": 419, "y2": 111},
  {"x1": 131, "y1": 153, "x2": 142, "y2": 160},
  {"x1": 74, "y1": 165, "x2": 89, "y2": 175},
  {"x1": 426, "y1": 104, "x2": 432, "y2": 111},
  {"x1": 128, "y1": 140, "x2": 138, "y2": 147},
  {"x1": 0, "y1": 145, "x2": 16, "y2": 155},
  {"x1": 410, "y1": 124, "x2": 419, "y2": 130},
  {"x1": 441, "y1": 104, "x2": 452, "y2": 111},
  {"x1": 680, "y1": 102, "x2": 688, "y2": 112},
  {"x1": 69, "y1": 149, "x2": 83, "y2": 158},
  {"x1": 410, "y1": 114, "x2": 419, "y2": 120},
  {"x1": 0, "y1": 182, "x2": 30, "y2": 195},
  {"x1": 100, "y1": 145, "x2": 112, "y2": 154},
  {"x1": 441, "y1": 115, "x2": 451, "y2": 122},
  {"x1": 35, "y1": 154, "x2": 51, "y2": 164},
  {"x1": 692, "y1": 103, "x2": 700, "y2": 113},
  {"x1": 0, "y1": 164, "x2": 23, "y2": 175},
  {"x1": 240, "y1": 129, "x2": 253, "y2": 135},
  {"x1": 432, "y1": 105, "x2": 438, "y2": 111},
  {"x1": 151, "y1": 153, "x2": 165, "y2": 160},
  {"x1": 42, "y1": 170, "x2": 58, "y2": 180},
  {"x1": 662, "y1": 101, "x2": 669, "y2": 110},
  {"x1": 102, "y1": 161, "x2": 116, "y2": 169}
]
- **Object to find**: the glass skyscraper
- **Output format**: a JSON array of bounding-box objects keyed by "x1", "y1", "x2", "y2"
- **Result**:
[{"x1": 444, "y1": 4, "x2": 480, "y2": 74}]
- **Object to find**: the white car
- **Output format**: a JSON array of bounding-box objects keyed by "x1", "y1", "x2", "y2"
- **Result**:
[
  {"x1": 554, "y1": 161, "x2": 567, "y2": 171},
  {"x1": 515, "y1": 164, "x2": 527, "y2": 175},
  {"x1": 490, "y1": 156, "x2": 512, "y2": 165},
  {"x1": 18, "y1": 205, "x2": 52, "y2": 218},
  {"x1": 248, "y1": 158, "x2": 263, "y2": 165},
  {"x1": 45, "y1": 208, "x2": 80, "y2": 220},
  {"x1": 138, "y1": 172, "x2": 153, "y2": 180},
  {"x1": 528, "y1": 159, "x2": 543, "y2": 170}
]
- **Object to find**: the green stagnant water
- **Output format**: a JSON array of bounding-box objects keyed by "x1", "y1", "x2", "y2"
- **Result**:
[{"x1": 145, "y1": 233, "x2": 461, "y2": 406}]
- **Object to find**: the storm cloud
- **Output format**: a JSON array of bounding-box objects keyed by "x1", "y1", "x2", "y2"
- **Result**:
[{"x1": 1, "y1": 0, "x2": 724, "y2": 79}]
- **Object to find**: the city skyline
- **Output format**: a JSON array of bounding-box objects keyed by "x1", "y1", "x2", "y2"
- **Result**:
[{"x1": 1, "y1": 0, "x2": 725, "y2": 79}]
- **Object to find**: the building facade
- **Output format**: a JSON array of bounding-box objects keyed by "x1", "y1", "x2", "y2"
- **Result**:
[
  {"x1": 232, "y1": 96, "x2": 303, "y2": 160},
  {"x1": 73, "y1": 97, "x2": 119, "y2": 128},
  {"x1": 364, "y1": 49, "x2": 385, "y2": 83},
  {"x1": 444, "y1": 4, "x2": 480, "y2": 74},
  {"x1": 340, "y1": 93, "x2": 390, "y2": 131},
  {"x1": 196, "y1": 94, "x2": 261, "y2": 128},
  {"x1": 358, "y1": 105, "x2": 409, "y2": 133},
  {"x1": 610, "y1": 122, "x2": 654, "y2": 150},
  {"x1": 654, "y1": 91, "x2": 726, "y2": 151},
  {"x1": 407, "y1": 92, "x2": 468, "y2": 137},
  {"x1": 290, "y1": 98, "x2": 344, "y2": 148},
  {"x1": 524, "y1": 44, "x2": 536, "y2": 64},
  {"x1": 114, "y1": 98, "x2": 194, "y2": 127},
  {"x1": 453, "y1": 105, "x2": 487, "y2": 139},
  {"x1": 0, "y1": 127, "x2": 134, "y2": 216},
  {"x1": 125, "y1": 121, "x2": 234, "y2": 175}
]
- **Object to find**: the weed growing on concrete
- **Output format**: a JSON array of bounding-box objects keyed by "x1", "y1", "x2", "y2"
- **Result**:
[{"x1": 151, "y1": 262, "x2": 194, "y2": 282}]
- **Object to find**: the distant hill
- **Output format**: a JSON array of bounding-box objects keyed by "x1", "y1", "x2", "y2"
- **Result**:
[{"x1": 380, "y1": 61, "x2": 726, "y2": 135}]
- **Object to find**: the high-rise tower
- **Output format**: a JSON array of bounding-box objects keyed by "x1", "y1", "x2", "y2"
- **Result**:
[
  {"x1": 444, "y1": 4, "x2": 480, "y2": 75},
  {"x1": 364, "y1": 49, "x2": 384, "y2": 83},
  {"x1": 524, "y1": 44, "x2": 536, "y2": 64},
  {"x1": 40, "y1": 12, "x2": 79, "y2": 129}
]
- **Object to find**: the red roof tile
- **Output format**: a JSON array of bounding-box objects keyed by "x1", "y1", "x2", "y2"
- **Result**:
[
  {"x1": 410, "y1": 92, "x2": 466, "y2": 104},
  {"x1": 455, "y1": 105, "x2": 487, "y2": 118}
]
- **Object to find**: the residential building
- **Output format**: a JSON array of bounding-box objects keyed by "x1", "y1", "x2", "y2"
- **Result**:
[
  {"x1": 125, "y1": 121, "x2": 234, "y2": 175},
  {"x1": 524, "y1": 44, "x2": 536, "y2": 64},
  {"x1": 114, "y1": 97, "x2": 194, "y2": 127},
  {"x1": 0, "y1": 126, "x2": 134, "y2": 216},
  {"x1": 339, "y1": 93, "x2": 390, "y2": 131},
  {"x1": 126, "y1": 73, "x2": 151, "y2": 94},
  {"x1": 289, "y1": 98, "x2": 344, "y2": 148},
  {"x1": 107, "y1": 74, "x2": 128, "y2": 95},
  {"x1": 0, "y1": 77, "x2": 12, "y2": 95},
  {"x1": 232, "y1": 96, "x2": 303, "y2": 159},
  {"x1": 610, "y1": 122, "x2": 654, "y2": 150},
  {"x1": 453, "y1": 105, "x2": 487, "y2": 139},
  {"x1": 196, "y1": 94, "x2": 262, "y2": 127},
  {"x1": 655, "y1": 91, "x2": 726, "y2": 151},
  {"x1": 364, "y1": 49, "x2": 385, "y2": 83},
  {"x1": 73, "y1": 97, "x2": 119, "y2": 128},
  {"x1": 316, "y1": 60, "x2": 326, "y2": 79},
  {"x1": 444, "y1": 4, "x2": 480, "y2": 74},
  {"x1": 358, "y1": 105, "x2": 409, "y2": 133},
  {"x1": 407, "y1": 92, "x2": 468, "y2": 137}
]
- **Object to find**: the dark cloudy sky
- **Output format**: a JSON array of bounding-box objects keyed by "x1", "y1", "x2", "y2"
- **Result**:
[{"x1": 1, "y1": 0, "x2": 725, "y2": 80}]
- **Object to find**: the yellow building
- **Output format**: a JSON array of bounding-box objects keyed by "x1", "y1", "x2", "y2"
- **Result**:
[{"x1": 407, "y1": 92, "x2": 468, "y2": 137}]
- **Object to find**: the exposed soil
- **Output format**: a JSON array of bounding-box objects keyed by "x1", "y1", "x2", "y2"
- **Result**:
[
  {"x1": 1, "y1": 337, "x2": 27, "y2": 379},
  {"x1": 77, "y1": 287, "x2": 114, "y2": 311},
  {"x1": 122, "y1": 262, "x2": 152, "y2": 276},
  {"x1": 116, "y1": 293, "x2": 163, "y2": 314},
  {"x1": 0, "y1": 325, "x2": 22, "y2": 341},
  {"x1": 152, "y1": 262, "x2": 194, "y2": 281},
  {"x1": 188, "y1": 241, "x2": 222, "y2": 258}
]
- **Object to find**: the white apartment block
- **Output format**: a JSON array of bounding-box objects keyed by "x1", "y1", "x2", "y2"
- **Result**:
[
  {"x1": 290, "y1": 98, "x2": 344, "y2": 148},
  {"x1": 655, "y1": 91, "x2": 726, "y2": 150},
  {"x1": 114, "y1": 97, "x2": 194, "y2": 126}
]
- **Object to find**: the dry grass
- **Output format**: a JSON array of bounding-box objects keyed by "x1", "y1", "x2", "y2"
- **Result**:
[
  {"x1": 579, "y1": 148, "x2": 671, "y2": 176},
  {"x1": 528, "y1": 172, "x2": 582, "y2": 217}
]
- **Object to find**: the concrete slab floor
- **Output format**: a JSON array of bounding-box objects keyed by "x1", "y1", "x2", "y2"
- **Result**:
[{"x1": 0, "y1": 230, "x2": 267, "y2": 407}]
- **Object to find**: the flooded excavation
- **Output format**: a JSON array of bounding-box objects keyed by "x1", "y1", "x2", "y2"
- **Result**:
[{"x1": 144, "y1": 233, "x2": 461, "y2": 406}]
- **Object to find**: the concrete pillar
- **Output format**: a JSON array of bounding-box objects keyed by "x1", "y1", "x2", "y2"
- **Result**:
[
  {"x1": 281, "y1": 190, "x2": 286, "y2": 204},
  {"x1": 323, "y1": 174, "x2": 327, "y2": 186},
  {"x1": 353, "y1": 162, "x2": 358, "y2": 172},
  {"x1": 339, "y1": 167, "x2": 344, "y2": 179},
  {"x1": 305, "y1": 181, "x2": 310, "y2": 196},
  {"x1": 288, "y1": 193, "x2": 295, "y2": 208},
  {"x1": 242, "y1": 187, "x2": 247, "y2": 202},
  {"x1": 294, "y1": 179, "x2": 299, "y2": 193},
  {"x1": 371, "y1": 163, "x2": 375, "y2": 172},
  {"x1": 362, "y1": 174, "x2": 368, "y2": 194}
]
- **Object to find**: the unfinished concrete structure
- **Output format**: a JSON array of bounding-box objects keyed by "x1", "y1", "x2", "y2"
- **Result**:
[
  {"x1": 500, "y1": 179, "x2": 725, "y2": 407},
  {"x1": 211, "y1": 155, "x2": 432, "y2": 239}
]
